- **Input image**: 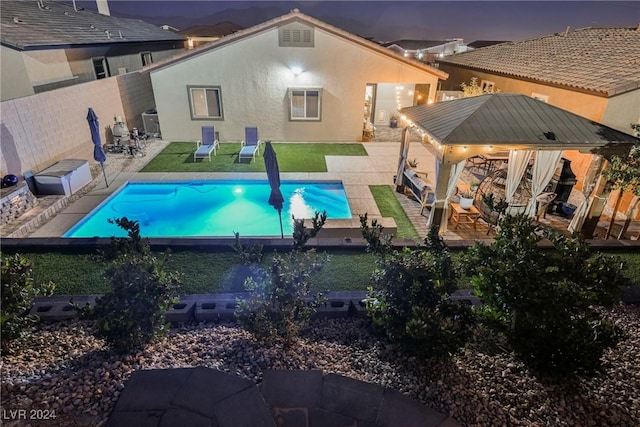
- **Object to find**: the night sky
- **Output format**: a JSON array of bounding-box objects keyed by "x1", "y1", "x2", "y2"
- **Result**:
[{"x1": 67, "y1": 1, "x2": 639, "y2": 42}]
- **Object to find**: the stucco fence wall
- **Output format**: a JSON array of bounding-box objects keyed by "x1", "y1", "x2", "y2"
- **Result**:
[{"x1": 1, "y1": 72, "x2": 154, "y2": 177}]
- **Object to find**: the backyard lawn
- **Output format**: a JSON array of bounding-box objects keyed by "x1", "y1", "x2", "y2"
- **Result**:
[
  {"x1": 6, "y1": 246, "x2": 639, "y2": 296},
  {"x1": 141, "y1": 141, "x2": 368, "y2": 173},
  {"x1": 369, "y1": 185, "x2": 420, "y2": 240}
]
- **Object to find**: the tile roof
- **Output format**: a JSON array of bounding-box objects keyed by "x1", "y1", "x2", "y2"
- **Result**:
[
  {"x1": 0, "y1": 0, "x2": 184, "y2": 50},
  {"x1": 438, "y1": 27, "x2": 640, "y2": 96},
  {"x1": 383, "y1": 40, "x2": 447, "y2": 50},
  {"x1": 178, "y1": 22, "x2": 245, "y2": 38},
  {"x1": 466, "y1": 40, "x2": 509, "y2": 49},
  {"x1": 146, "y1": 10, "x2": 448, "y2": 79},
  {"x1": 401, "y1": 94, "x2": 640, "y2": 148}
]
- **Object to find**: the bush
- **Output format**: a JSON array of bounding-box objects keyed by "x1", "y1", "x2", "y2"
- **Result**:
[
  {"x1": 235, "y1": 215, "x2": 328, "y2": 343},
  {"x1": 1, "y1": 253, "x2": 55, "y2": 351},
  {"x1": 463, "y1": 213, "x2": 626, "y2": 376},
  {"x1": 360, "y1": 216, "x2": 474, "y2": 359},
  {"x1": 90, "y1": 218, "x2": 181, "y2": 353}
]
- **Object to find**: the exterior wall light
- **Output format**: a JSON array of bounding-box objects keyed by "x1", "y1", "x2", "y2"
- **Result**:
[{"x1": 291, "y1": 66, "x2": 303, "y2": 76}]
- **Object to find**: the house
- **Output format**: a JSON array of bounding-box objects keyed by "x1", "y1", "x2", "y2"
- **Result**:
[
  {"x1": 384, "y1": 39, "x2": 469, "y2": 62},
  {"x1": 0, "y1": 0, "x2": 186, "y2": 101},
  {"x1": 146, "y1": 9, "x2": 448, "y2": 142},
  {"x1": 436, "y1": 26, "x2": 640, "y2": 200},
  {"x1": 466, "y1": 40, "x2": 508, "y2": 50},
  {"x1": 179, "y1": 22, "x2": 245, "y2": 49},
  {"x1": 436, "y1": 27, "x2": 640, "y2": 134}
]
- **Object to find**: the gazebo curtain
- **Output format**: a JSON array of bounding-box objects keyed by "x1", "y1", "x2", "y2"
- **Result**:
[
  {"x1": 505, "y1": 150, "x2": 532, "y2": 214},
  {"x1": 427, "y1": 159, "x2": 466, "y2": 231},
  {"x1": 525, "y1": 150, "x2": 563, "y2": 217}
]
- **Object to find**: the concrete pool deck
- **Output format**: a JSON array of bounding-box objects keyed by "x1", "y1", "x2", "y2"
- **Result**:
[{"x1": 22, "y1": 139, "x2": 438, "y2": 239}]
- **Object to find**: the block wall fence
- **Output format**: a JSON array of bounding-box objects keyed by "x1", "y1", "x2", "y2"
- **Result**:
[{"x1": 1, "y1": 72, "x2": 154, "y2": 177}]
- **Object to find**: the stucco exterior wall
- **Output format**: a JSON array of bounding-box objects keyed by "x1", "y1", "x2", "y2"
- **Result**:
[
  {"x1": 23, "y1": 50, "x2": 75, "y2": 86},
  {"x1": 0, "y1": 78, "x2": 125, "y2": 176},
  {"x1": 602, "y1": 90, "x2": 640, "y2": 134},
  {"x1": 151, "y1": 27, "x2": 441, "y2": 142},
  {"x1": 438, "y1": 65, "x2": 610, "y2": 121},
  {"x1": 0, "y1": 46, "x2": 34, "y2": 101}
]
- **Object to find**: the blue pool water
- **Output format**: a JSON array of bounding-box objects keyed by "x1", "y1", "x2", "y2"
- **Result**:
[{"x1": 63, "y1": 180, "x2": 352, "y2": 238}]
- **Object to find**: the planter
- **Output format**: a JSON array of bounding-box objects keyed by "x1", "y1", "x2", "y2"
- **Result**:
[{"x1": 459, "y1": 197, "x2": 474, "y2": 210}]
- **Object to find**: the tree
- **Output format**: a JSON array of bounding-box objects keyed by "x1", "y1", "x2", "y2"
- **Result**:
[
  {"x1": 463, "y1": 213, "x2": 626, "y2": 376},
  {"x1": 360, "y1": 216, "x2": 474, "y2": 359},
  {"x1": 89, "y1": 218, "x2": 181, "y2": 353},
  {"x1": 601, "y1": 141, "x2": 640, "y2": 239},
  {"x1": 234, "y1": 213, "x2": 328, "y2": 343},
  {"x1": 1, "y1": 253, "x2": 55, "y2": 352},
  {"x1": 460, "y1": 77, "x2": 494, "y2": 97}
]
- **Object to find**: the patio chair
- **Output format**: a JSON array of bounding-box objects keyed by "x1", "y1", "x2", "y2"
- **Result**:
[
  {"x1": 239, "y1": 126, "x2": 261, "y2": 162},
  {"x1": 194, "y1": 126, "x2": 219, "y2": 161}
]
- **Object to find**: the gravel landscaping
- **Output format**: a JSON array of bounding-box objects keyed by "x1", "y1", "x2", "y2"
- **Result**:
[{"x1": 1, "y1": 303, "x2": 639, "y2": 427}]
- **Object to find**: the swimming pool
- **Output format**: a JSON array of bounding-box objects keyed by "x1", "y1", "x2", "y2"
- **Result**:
[{"x1": 63, "y1": 180, "x2": 352, "y2": 238}]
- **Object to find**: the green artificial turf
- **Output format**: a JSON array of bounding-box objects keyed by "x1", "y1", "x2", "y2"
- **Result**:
[
  {"x1": 141, "y1": 142, "x2": 367, "y2": 173},
  {"x1": 369, "y1": 185, "x2": 421, "y2": 240}
]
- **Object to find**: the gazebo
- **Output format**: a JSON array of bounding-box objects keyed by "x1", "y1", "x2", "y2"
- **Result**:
[{"x1": 398, "y1": 94, "x2": 639, "y2": 234}]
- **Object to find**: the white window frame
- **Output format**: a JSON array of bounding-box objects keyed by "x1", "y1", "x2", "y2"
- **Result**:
[
  {"x1": 188, "y1": 86, "x2": 223, "y2": 120},
  {"x1": 92, "y1": 57, "x2": 110, "y2": 79},
  {"x1": 480, "y1": 80, "x2": 495, "y2": 93},
  {"x1": 289, "y1": 88, "x2": 322, "y2": 121},
  {"x1": 140, "y1": 51, "x2": 153, "y2": 66}
]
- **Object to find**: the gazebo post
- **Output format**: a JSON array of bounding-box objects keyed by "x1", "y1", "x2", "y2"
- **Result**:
[{"x1": 428, "y1": 161, "x2": 454, "y2": 233}]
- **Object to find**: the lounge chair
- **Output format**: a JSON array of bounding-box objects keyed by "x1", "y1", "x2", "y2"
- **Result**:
[
  {"x1": 194, "y1": 126, "x2": 219, "y2": 161},
  {"x1": 239, "y1": 126, "x2": 261, "y2": 162}
]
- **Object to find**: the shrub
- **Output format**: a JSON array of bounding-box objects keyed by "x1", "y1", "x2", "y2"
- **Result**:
[
  {"x1": 235, "y1": 215, "x2": 328, "y2": 343},
  {"x1": 90, "y1": 218, "x2": 181, "y2": 353},
  {"x1": 463, "y1": 213, "x2": 626, "y2": 376},
  {"x1": 1, "y1": 253, "x2": 55, "y2": 351},
  {"x1": 360, "y1": 215, "x2": 474, "y2": 359}
]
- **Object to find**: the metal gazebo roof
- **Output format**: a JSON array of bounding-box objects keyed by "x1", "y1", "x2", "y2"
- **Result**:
[{"x1": 400, "y1": 94, "x2": 639, "y2": 153}]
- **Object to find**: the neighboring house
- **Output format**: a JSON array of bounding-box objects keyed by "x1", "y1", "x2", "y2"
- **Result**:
[
  {"x1": 146, "y1": 10, "x2": 448, "y2": 143},
  {"x1": 436, "y1": 27, "x2": 640, "y2": 134},
  {"x1": 0, "y1": 0, "x2": 186, "y2": 101},
  {"x1": 179, "y1": 22, "x2": 245, "y2": 49},
  {"x1": 466, "y1": 40, "x2": 508, "y2": 50},
  {"x1": 436, "y1": 26, "x2": 640, "y2": 216},
  {"x1": 384, "y1": 39, "x2": 469, "y2": 62}
]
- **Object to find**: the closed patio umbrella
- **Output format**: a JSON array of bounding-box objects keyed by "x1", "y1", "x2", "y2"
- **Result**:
[
  {"x1": 87, "y1": 108, "x2": 108, "y2": 187},
  {"x1": 264, "y1": 141, "x2": 284, "y2": 238}
]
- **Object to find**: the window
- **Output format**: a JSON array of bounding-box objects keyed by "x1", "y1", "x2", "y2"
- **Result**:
[
  {"x1": 140, "y1": 51, "x2": 153, "y2": 66},
  {"x1": 279, "y1": 23, "x2": 314, "y2": 47},
  {"x1": 480, "y1": 80, "x2": 495, "y2": 93},
  {"x1": 289, "y1": 88, "x2": 321, "y2": 121},
  {"x1": 531, "y1": 92, "x2": 549, "y2": 103},
  {"x1": 92, "y1": 57, "x2": 110, "y2": 79},
  {"x1": 188, "y1": 86, "x2": 223, "y2": 120}
]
